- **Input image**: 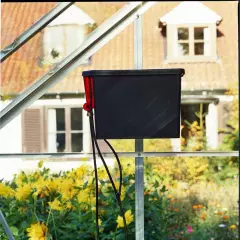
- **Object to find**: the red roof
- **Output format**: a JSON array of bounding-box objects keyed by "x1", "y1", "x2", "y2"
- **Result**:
[{"x1": 1, "y1": 2, "x2": 238, "y2": 96}]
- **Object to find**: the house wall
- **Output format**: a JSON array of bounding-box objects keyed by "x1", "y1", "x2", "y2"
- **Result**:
[
  {"x1": 0, "y1": 98, "x2": 115, "y2": 181},
  {"x1": 0, "y1": 100, "x2": 22, "y2": 153}
]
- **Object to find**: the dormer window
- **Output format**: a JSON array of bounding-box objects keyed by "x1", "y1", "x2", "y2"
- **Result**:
[
  {"x1": 160, "y1": 1, "x2": 222, "y2": 62},
  {"x1": 41, "y1": 5, "x2": 95, "y2": 66}
]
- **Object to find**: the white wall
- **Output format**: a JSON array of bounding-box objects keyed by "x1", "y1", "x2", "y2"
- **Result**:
[{"x1": 0, "y1": 100, "x2": 22, "y2": 153}]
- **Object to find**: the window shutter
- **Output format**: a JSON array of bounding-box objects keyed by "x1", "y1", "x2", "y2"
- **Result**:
[
  {"x1": 89, "y1": 140, "x2": 111, "y2": 153},
  {"x1": 22, "y1": 108, "x2": 44, "y2": 153}
]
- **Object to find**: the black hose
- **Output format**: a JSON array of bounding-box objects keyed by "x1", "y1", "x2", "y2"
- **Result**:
[
  {"x1": 89, "y1": 118, "x2": 128, "y2": 240},
  {"x1": 89, "y1": 114, "x2": 100, "y2": 240},
  {"x1": 88, "y1": 77, "x2": 128, "y2": 239}
]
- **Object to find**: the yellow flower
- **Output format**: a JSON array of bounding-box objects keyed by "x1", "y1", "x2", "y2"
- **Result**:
[
  {"x1": 45, "y1": 178, "x2": 60, "y2": 193},
  {"x1": 123, "y1": 164, "x2": 135, "y2": 176},
  {"x1": 75, "y1": 165, "x2": 90, "y2": 178},
  {"x1": 27, "y1": 222, "x2": 48, "y2": 240},
  {"x1": 32, "y1": 177, "x2": 49, "y2": 197},
  {"x1": 0, "y1": 182, "x2": 14, "y2": 198},
  {"x1": 59, "y1": 179, "x2": 77, "y2": 201},
  {"x1": 77, "y1": 188, "x2": 94, "y2": 207},
  {"x1": 15, "y1": 171, "x2": 27, "y2": 186},
  {"x1": 48, "y1": 199, "x2": 63, "y2": 211},
  {"x1": 98, "y1": 219, "x2": 102, "y2": 226},
  {"x1": 116, "y1": 210, "x2": 134, "y2": 228},
  {"x1": 15, "y1": 183, "x2": 32, "y2": 201},
  {"x1": 97, "y1": 167, "x2": 108, "y2": 180},
  {"x1": 230, "y1": 224, "x2": 237, "y2": 230}
]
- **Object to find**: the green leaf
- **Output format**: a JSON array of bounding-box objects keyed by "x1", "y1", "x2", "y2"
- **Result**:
[
  {"x1": 9, "y1": 226, "x2": 18, "y2": 236},
  {"x1": 160, "y1": 185, "x2": 167, "y2": 193}
]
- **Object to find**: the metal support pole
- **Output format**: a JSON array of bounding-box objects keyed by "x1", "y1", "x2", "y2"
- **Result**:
[
  {"x1": 0, "y1": 210, "x2": 15, "y2": 240},
  {"x1": 134, "y1": 15, "x2": 144, "y2": 240}
]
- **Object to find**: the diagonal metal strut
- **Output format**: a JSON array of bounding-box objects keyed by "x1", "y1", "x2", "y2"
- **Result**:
[
  {"x1": 0, "y1": 2, "x2": 74, "y2": 63},
  {"x1": 0, "y1": 2, "x2": 156, "y2": 130}
]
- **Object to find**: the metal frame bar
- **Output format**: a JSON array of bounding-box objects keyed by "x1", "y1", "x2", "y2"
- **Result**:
[
  {"x1": 0, "y1": 152, "x2": 238, "y2": 159},
  {"x1": 0, "y1": 210, "x2": 15, "y2": 240},
  {"x1": 134, "y1": 14, "x2": 144, "y2": 240},
  {"x1": 0, "y1": 2, "x2": 74, "y2": 63},
  {"x1": 0, "y1": 2, "x2": 157, "y2": 130}
]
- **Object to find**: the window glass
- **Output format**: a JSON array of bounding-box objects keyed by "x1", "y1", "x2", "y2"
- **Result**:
[
  {"x1": 181, "y1": 103, "x2": 208, "y2": 140},
  {"x1": 194, "y1": 27, "x2": 204, "y2": 40},
  {"x1": 44, "y1": 26, "x2": 65, "y2": 62},
  {"x1": 194, "y1": 43, "x2": 204, "y2": 55},
  {"x1": 56, "y1": 133, "x2": 66, "y2": 152},
  {"x1": 65, "y1": 25, "x2": 86, "y2": 55},
  {"x1": 56, "y1": 108, "x2": 65, "y2": 131},
  {"x1": 178, "y1": 43, "x2": 189, "y2": 56},
  {"x1": 178, "y1": 28, "x2": 189, "y2": 40},
  {"x1": 71, "y1": 108, "x2": 82, "y2": 130},
  {"x1": 71, "y1": 133, "x2": 83, "y2": 152}
]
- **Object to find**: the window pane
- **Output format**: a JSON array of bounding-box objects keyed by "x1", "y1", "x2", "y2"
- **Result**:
[
  {"x1": 56, "y1": 108, "x2": 65, "y2": 131},
  {"x1": 178, "y1": 43, "x2": 189, "y2": 56},
  {"x1": 194, "y1": 27, "x2": 204, "y2": 40},
  {"x1": 71, "y1": 133, "x2": 83, "y2": 152},
  {"x1": 65, "y1": 25, "x2": 85, "y2": 55},
  {"x1": 195, "y1": 43, "x2": 204, "y2": 55},
  {"x1": 194, "y1": 27, "x2": 209, "y2": 40},
  {"x1": 178, "y1": 28, "x2": 189, "y2": 40},
  {"x1": 44, "y1": 26, "x2": 65, "y2": 63},
  {"x1": 56, "y1": 133, "x2": 66, "y2": 152},
  {"x1": 71, "y1": 108, "x2": 82, "y2": 130}
]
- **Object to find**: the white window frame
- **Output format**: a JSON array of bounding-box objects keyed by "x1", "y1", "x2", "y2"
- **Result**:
[
  {"x1": 45, "y1": 104, "x2": 90, "y2": 153},
  {"x1": 166, "y1": 23, "x2": 218, "y2": 63}
]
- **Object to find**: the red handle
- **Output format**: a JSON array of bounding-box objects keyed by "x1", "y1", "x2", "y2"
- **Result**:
[{"x1": 83, "y1": 76, "x2": 94, "y2": 112}]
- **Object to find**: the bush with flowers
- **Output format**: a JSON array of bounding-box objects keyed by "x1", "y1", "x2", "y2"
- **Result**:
[
  {"x1": 0, "y1": 159, "x2": 238, "y2": 240},
  {"x1": 0, "y1": 159, "x2": 179, "y2": 240}
]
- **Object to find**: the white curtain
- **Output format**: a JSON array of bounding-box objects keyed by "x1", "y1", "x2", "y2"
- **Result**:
[
  {"x1": 48, "y1": 109, "x2": 57, "y2": 152},
  {"x1": 205, "y1": 103, "x2": 218, "y2": 149}
]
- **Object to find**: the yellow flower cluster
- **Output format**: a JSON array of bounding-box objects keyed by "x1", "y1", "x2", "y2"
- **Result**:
[{"x1": 0, "y1": 182, "x2": 14, "y2": 198}]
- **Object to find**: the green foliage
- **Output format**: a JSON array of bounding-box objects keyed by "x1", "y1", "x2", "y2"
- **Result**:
[{"x1": 0, "y1": 161, "x2": 238, "y2": 240}]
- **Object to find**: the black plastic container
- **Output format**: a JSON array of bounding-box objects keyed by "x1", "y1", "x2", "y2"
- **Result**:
[{"x1": 82, "y1": 69, "x2": 185, "y2": 139}]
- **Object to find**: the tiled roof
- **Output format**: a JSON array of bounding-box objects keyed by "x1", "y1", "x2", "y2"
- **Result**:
[{"x1": 1, "y1": 2, "x2": 238, "y2": 96}]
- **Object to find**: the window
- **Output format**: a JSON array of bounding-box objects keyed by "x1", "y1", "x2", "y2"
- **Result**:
[
  {"x1": 47, "y1": 107, "x2": 84, "y2": 152},
  {"x1": 42, "y1": 25, "x2": 90, "y2": 65},
  {"x1": 166, "y1": 24, "x2": 217, "y2": 62},
  {"x1": 180, "y1": 103, "x2": 209, "y2": 149},
  {"x1": 176, "y1": 26, "x2": 210, "y2": 57}
]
